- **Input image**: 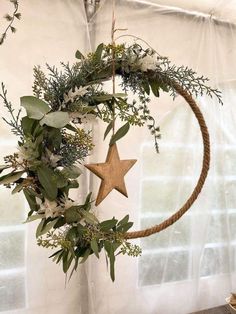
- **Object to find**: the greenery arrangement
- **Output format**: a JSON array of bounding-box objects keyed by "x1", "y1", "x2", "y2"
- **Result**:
[
  {"x1": 0, "y1": 0, "x2": 21, "y2": 46},
  {"x1": 0, "y1": 42, "x2": 222, "y2": 281}
]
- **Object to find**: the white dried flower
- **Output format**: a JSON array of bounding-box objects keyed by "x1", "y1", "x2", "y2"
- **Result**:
[
  {"x1": 63, "y1": 86, "x2": 88, "y2": 103},
  {"x1": 38, "y1": 199, "x2": 64, "y2": 219},
  {"x1": 42, "y1": 148, "x2": 62, "y2": 168},
  {"x1": 138, "y1": 55, "x2": 159, "y2": 72}
]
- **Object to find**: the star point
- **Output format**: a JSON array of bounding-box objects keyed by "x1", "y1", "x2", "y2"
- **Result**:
[{"x1": 85, "y1": 144, "x2": 137, "y2": 206}]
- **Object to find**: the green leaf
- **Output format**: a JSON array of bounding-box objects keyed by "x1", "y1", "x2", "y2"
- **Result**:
[
  {"x1": 94, "y1": 43, "x2": 104, "y2": 62},
  {"x1": 65, "y1": 206, "x2": 81, "y2": 223},
  {"x1": 36, "y1": 219, "x2": 45, "y2": 238},
  {"x1": 75, "y1": 50, "x2": 84, "y2": 59},
  {"x1": 12, "y1": 181, "x2": 25, "y2": 194},
  {"x1": 118, "y1": 215, "x2": 129, "y2": 227},
  {"x1": 104, "y1": 121, "x2": 113, "y2": 140},
  {"x1": 149, "y1": 78, "x2": 160, "y2": 97},
  {"x1": 80, "y1": 248, "x2": 91, "y2": 264},
  {"x1": 117, "y1": 222, "x2": 133, "y2": 232},
  {"x1": 37, "y1": 165, "x2": 58, "y2": 201},
  {"x1": 20, "y1": 96, "x2": 50, "y2": 119},
  {"x1": 104, "y1": 241, "x2": 112, "y2": 255},
  {"x1": 90, "y1": 239, "x2": 99, "y2": 258},
  {"x1": 100, "y1": 218, "x2": 118, "y2": 231},
  {"x1": 64, "y1": 124, "x2": 77, "y2": 132},
  {"x1": 110, "y1": 122, "x2": 130, "y2": 146},
  {"x1": 54, "y1": 217, "x2": 66, "y2": 229},
  {"x1": 23, "y1": 189, "x2": 39, "y2": 212},
  {"x1": 81, "y1": 210, "x2": 99, "y2": 224},
  {"x1": 40, "y1": 111, "x2": 70, "y2": 128},
  {"x1": 36, "y1": 218, "x2": 59, "y2": 237},
  {"x1": 0, "y1": 165, "x2": 11, "y2": 174},
  {"x1": 61, "y1": 165, "x2": 82, "y2": 179},
  {"x1": 0, "y1": 171, "x2": 25, "y2": 185},
  {"x1": 66, "y1": 227, "x2": 78, "y2": 242},
  {"x1": 142, "y1": 80, "x2": 150, "y2": 95},
  {"x1": 46, "y1": 128, "x2": 62, "y2": 150},
  {"x1": 113, "y1": 93, "x2": 127, "y2": 98},
  {"x1": 21, "y1": 116, "x2": 36, "y2": 135},
  {"x1": 24, "y1": 214, "x2": 44, "y2": 223},
  {"x1": 94, "y1": 94, "x2": 113, "y2": 102},
  {"x1": 49, "y1": 249, "x2": 63, "y2": 259},
  {"x1": 53, "y1": 171, "x2": 68, "y2": 188},
  {"x1": 109, "y1": 246, "x2": 115, "y2": 282}
]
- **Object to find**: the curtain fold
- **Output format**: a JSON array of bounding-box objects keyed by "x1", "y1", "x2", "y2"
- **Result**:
[
  {"x1": 0, "y1": 1, "x2": 91, "y2": 313},
  {"x1": 85, "y1": 1, "x2": 236, "y2": 313}
]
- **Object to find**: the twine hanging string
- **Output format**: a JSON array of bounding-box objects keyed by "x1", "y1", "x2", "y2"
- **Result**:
[{"x1": 111, "y1": 0, "x2": 116, "y2": 135}]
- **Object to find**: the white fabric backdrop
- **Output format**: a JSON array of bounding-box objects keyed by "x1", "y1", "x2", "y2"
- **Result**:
[
  {"x1": 1, "y1": 1, "x2": 236, "y2": 314},
  {"x1": 0, "y1": 1, "x2": 91, "y2": 313},
  {"x1": 85, "y1": 1, "x2": 236, "y2": 314}
]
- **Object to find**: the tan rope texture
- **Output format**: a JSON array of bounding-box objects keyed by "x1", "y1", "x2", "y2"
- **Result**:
[{"x1": 125, "y1": 81, "x2": 210, "y2": 239}]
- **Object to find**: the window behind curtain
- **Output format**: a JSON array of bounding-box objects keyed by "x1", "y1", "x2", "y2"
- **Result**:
[
  {"x1": 0, "y1": 141, "x2": 26, "y2": 312},
  {"x1": 138, "y1": 105, "x2": 236, "y2": 286}
]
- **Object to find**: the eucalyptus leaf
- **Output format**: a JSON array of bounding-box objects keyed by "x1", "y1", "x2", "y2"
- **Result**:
[
  {"x1": 149, "y1": 78, "x2": 160, "y2": 97},
  {"x1": 110, "y1": 122, "x2": 130, "y2": 146},
  {"x1": 36, "y1": 218, "x2": 59, "y2": 237},
  {"x1": 65, "y1": 206, "x2": 81, "y2": 223},
  {"x1": 37, "y1": 165, "x2": 58, "y2": 201},
  {"x1": 20, "y1": 96, "x2": 50, "y2": 119},
  {"x1": 81, "y1": 210, "x2": 99, "y2": 224},
  {"x1": 12, "y1": 181, "x2": 25, "y2": 194},
  {"x1": 64, "y1": 124, "x2": 78, "y2": 132},
  {"x1": 80, "y1": 248, "x2": 91, "y2": 264},
  {"x1": 0, "y1": 171, "x2": 25, "y2": 185},
  {"x1": 40, "y1": 111, "x2": 70, "y2": 128},
  {"x1": 94, "y1": 43, "x2": 104, "y2": 62},
  {"x1": 118, "y1": 214, "x2": 129, "y2": 227},
  {"x1": 23, "y1": 188, "x2": 39, "y2": 212},
  {"x1": 21, "y1": 116, "x2": 36, "y2": 135},
  {"x1": 113, "y1": 93, "x2": 127, "y2": 98},
  {"x1": 94, "y1": 94, "x2": 113, "y2": 102},
  {"x1": 75, "y1": 50, "x2": 84, "y2": 59},
  {"x1": 142, "y1": 80, "x2": 150, "y2": 95},
  {"x1": 0, "y1": 165, "x2": 11, "y2": 174},
  {"x1": 100, "y1": 218, "x2": 117, "y2": 231},
  {"x1": 104, "y1": 121, "x2": 113, "y2": 140},
  {"x1": 109, "y1": 246, "x2": 115, "y2": 282},
  {"x1": 90, "y1": 239, "x2": 99, "y2": 258},
  {"x1": 24, "y1": 214, "x2": 44, "y2": 223},
  {"x1": 62, "y1": 165, "x2": 82, "y2": 179}
]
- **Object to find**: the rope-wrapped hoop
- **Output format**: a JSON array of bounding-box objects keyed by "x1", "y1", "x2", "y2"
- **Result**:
[{"x1": 125, "y1": 81, "x2": 210, "y2": 239}]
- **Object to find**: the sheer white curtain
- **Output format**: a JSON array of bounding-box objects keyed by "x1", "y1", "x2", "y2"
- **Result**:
[
  {"x1": 84, "y1": 1, "x2": 236, "y2": 313},
  {"x1": 1, "y1": 1, "x2": 236, "y2": 314},
  {"x1": 0, "y1": 1, "x2": 91, "y2": 313}
]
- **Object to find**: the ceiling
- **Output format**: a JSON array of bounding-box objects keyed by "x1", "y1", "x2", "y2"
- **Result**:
[{"x1": 132, "y1": 0, "x2": 236, "y2": 25}]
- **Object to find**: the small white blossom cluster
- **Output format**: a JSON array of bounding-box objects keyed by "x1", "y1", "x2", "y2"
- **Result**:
[
  {"x1": 138, "y1": 55, "x2": 160, "y2": 72},
  {"x1": 37, "y1": 195, "x2": 74, "y2": 219}
]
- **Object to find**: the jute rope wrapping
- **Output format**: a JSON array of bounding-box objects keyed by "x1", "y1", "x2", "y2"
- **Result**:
[{"x1": 125, "y1": 81, "x2": 210, "y2": 239}]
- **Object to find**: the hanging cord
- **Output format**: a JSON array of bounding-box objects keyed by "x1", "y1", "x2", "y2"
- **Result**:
[
  {"x1": 111, "y1": 1, "x2": 116, "y2": 135},
  {"x1": 125, "y1": 81, "x2": 210, "y2": 239}
]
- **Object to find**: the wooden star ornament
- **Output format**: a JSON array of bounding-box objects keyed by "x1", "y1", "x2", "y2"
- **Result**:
[{"x1": 85, "y1": 144, "x2": 137, "y2": 206}]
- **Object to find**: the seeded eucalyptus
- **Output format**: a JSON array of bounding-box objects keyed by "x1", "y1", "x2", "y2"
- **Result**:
[{"x1": 0, "y1": 42, "x2": 222, "y2": 281}]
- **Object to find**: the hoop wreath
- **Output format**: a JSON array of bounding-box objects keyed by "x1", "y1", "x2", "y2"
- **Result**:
[{"x1": 0, "y1": 42, "x2": 220, "y2": 280}]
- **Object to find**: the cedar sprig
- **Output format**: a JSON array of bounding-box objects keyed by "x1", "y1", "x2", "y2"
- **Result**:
[{"x1": 0, "y1": 83, "x2": 23, "y2": 136}]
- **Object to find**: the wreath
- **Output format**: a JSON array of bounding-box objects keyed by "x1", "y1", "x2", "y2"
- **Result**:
[{"x1": 0, "y1": 42, "x2": 222, "y2": 281}]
